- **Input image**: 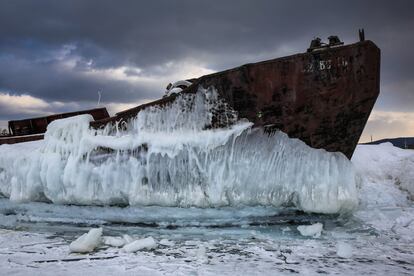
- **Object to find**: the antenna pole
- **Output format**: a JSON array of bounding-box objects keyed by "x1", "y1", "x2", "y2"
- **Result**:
[{"x1": 97, "y1": 90, "x2": 102, "y2": 106}]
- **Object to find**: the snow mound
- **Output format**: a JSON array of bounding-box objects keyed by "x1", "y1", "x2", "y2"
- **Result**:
[
  {"x1": 0, "y1": 86, "x2": 358, "y2": 214},
  {"x1": 69, "y1": 228, "x2": 103, "y2": 253},
  {"x1": 122, "y1": 237, "x2": 157, "y2": 253},
  {"x1": 297, "y1": 223, "x2": 323, "y2": 238}
]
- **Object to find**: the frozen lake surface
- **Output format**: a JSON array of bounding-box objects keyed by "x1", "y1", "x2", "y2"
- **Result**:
[{"x1": 0, "y1": 202, "x2": 412, "y2": 275}]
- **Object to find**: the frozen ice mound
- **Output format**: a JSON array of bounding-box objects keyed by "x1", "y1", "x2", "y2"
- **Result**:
[{"x1": 0, "y1": 87, "x2": 358, "y2": 214}]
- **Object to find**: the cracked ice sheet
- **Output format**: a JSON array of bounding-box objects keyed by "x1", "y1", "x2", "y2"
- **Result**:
[{"x1": 0, "y1": 225, "x2": 413, "y2": 276}]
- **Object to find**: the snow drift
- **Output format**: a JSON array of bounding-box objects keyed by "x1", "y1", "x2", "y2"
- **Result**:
[
  {"x1": 352, "y1": 142, "x2": 414, "y2": 200},
  {"x1": 0, "y1": 87, "x2": 358, "y2": 213},
  {"x1": 352, "y1": 143, "x2": 414, "y2": 241}
]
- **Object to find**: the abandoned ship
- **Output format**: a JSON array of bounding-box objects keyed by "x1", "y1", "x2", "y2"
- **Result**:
[{"x1": 0, "y1": 32, "x2": 380, "y2": 159}]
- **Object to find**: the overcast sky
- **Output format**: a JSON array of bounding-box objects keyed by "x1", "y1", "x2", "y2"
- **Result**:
[{"x1": 0, "y1": 0, "x2": 413, "y2": 141}]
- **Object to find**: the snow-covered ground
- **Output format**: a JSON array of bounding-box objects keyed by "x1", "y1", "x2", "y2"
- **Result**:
[{"x1": 0, "y1": 142, "x2": 412, "y2": 275}]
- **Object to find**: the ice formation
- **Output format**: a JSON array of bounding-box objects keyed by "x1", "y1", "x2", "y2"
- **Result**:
[
  {"x1": 69, "y1": 228, "x2": 102, "y2": 253},
  {"x1": 0, "y1": 86, "x2": 358, "y2": 213},
  {"x1": 1, "y1": 142, "x2": 413, "y2": 276}
]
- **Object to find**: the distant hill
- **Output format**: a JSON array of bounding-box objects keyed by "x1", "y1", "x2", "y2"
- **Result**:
[{"x1": 362, "y1": 137, "x2": 414, "y2": 149}]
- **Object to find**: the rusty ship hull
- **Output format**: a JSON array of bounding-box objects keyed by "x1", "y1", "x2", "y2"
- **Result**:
[
  {"x1": 92, "y1": 40, "x2": 380, "y2": 159},
  {"x1": 1, "y1": 40, "x2": 380, "y2": 159}
]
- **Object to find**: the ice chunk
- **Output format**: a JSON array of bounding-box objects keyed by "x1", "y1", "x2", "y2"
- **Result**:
[
  {"x1": 297, "y1": 223, "x2": 323, "y2": 238},
  {"x1": 336, "y1": 241, "x2": 353, "y2": 258},
  {"x1": 103, "y1": 236, "x2": 125, "y2": 247},
  {"x1": 69, "y1": 228, "x2": 102, "y2": 253},
  {"x1": 122, "y1": 237, "x2": 157, "y2": 253}
]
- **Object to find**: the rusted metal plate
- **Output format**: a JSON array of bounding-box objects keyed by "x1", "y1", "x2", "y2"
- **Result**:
[
  {"x1": 0, "y1": 134, "x2": 44, "y2": 145},
  {"x1": 92, "y1": 40, "x2": 380, "y2": 159}
]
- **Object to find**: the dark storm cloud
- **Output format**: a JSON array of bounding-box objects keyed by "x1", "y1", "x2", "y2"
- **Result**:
[
  {"x1": 0, "y1": 53, "x2": 155, "y2": 102},
  {"x1": 0, "y1": 0, "x2": 413, "y2": 120}
]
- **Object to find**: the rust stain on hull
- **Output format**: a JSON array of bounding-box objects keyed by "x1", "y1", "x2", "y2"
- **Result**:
[{"x1": 0, "y1": 134, "x2": 44, "y2": 145}]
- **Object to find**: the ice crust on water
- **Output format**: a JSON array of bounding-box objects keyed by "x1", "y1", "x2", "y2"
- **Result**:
[
  {"x1": 69, "y1": 228, "x2": 102, "y2": 253},
  {"x1": 0, "y1": 87, "x2": 357, "y2": 214}
]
